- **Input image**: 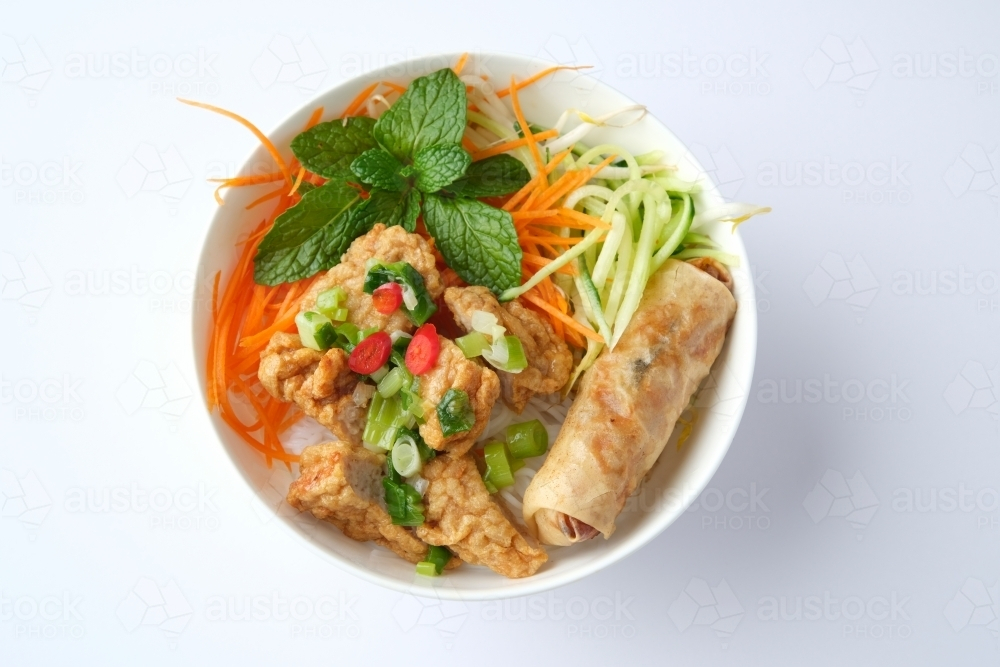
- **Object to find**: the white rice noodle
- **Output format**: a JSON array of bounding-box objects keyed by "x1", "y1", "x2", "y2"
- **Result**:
[{"x1": 282, "y1": 416, "x2": 338, "y2": 456}]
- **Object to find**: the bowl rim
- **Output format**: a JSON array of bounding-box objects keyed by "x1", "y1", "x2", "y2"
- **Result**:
[{"x1": 190, "y1": 49, "x2": 757, "y2": 601}]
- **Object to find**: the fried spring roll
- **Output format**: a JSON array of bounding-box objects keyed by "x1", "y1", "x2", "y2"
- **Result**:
[{"x1": 522, "y1": 258, "x2": 737, "y2": 545}]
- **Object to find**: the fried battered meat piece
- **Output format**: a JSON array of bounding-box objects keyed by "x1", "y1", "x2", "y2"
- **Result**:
[
  {"x1": 444, "y1": 286, "x2": 573, "y2": 411},
  {"x1": 416, "y1": 454, "x2": 547, "y2": 578},
  {"x1": 300, "y1": 223, "x2": 444, "y2": 334},
  {"x1": 258, "y1": 332, "x2": 366, "y2": 445},
  {"x1": 417, "y1": 337, "x2": 500, "y2": 456},
  {"x1": 288, "y1": 443, "x2": 459, "y2": 567}
]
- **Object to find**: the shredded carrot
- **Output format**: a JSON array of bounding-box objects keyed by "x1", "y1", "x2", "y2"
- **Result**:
[
  {"x1": 495, "y1": 65, "x2": 592, "y2": 98},
  {"x1": 288, "y1": 167, "x2": 306, "y2": 196},
  {"x1": 381, "y1": 81, "x2": 406, "y2": 95},
  {"x1": 461, "y1": 135, "x2": 479, "y2": 154},
  {"x1": 342, "y1": 82, "x2": 379, "y2": 117},
  {"x1": 305, "y1": 106, "x2": 325, "y2": 129},
  {"x1": 179, "y1": 98, "x2": 292, "y2": 187},
  {"x1": 508, "y1": 77, "x2": 546, "y2": 178},
  {"x1": 522, "y1": 290, "x2": 604, "y2": 343},
  {"x1": 245, "y1": 186, "x2": 285, "y2": 210},
  {"x1": 209, "y1": 172, "x2": 286, "y2": 187},
  {"x1": 453, "y1": 52, "x2": 469, "y2": 75},
  {"x1": 471, "y1": 129, "x2": 558, "y2": 161},
  {"x1": 558, "y1": 208, "x2": 613, "y2": 229}
]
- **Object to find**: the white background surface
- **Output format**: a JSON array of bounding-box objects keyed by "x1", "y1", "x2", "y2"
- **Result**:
[{"x1": 2, "y1": 1, "x2": 998, "y2": 664}]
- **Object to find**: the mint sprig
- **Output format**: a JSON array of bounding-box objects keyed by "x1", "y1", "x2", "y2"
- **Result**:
[{"x1": 253, "y1": 67, "x2": 531, "y2": 293}]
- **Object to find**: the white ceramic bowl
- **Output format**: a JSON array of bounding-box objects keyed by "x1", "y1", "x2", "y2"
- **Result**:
[{"x1": 192, "y1": 52, "x2": 756, "y2": 601}]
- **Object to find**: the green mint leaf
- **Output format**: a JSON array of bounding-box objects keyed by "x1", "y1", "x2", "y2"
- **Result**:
[
  {"x1": 350, "y1": 148, "x2": 407, "y2": 192},
  {"x1": 373, "y1": 68, "x2": 466, "y2": 161},
  {"x1": 290, "y1": 117, "x2": 377, "y2": 178},
  {"x1": 443, "y1": 154, "x2": 531, "y2": 197},
  {"x1": 352, "y1": 188, "x2": 421, "y2": 232},
  {"x1": 294, "y1": 181, "x2": 317, "y2": 195},
  {"x1": 254, "y1": 172, "x2": 366, "y2": 285},
  {"x1": 412, "y1": 144, "x2": 471, "y2": 193},
  {"x1": 422, "y1": 194, "x2": 522, "y2": 294}
]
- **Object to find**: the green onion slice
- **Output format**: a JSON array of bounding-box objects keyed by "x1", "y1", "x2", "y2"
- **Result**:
[
  {"x1": 295, "y1": 311, "x2": 337, "y2": 351},
  {"x1": 436, "y1": 388, "x2": 474, "y2": 436},
  {"x1": 506, "y1": 419, "x2": 549, "y2": 458}
]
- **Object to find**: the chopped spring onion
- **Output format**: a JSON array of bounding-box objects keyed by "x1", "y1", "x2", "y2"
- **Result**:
[
  {"x1": 382, "y1": 476, "x2": 424, "y2": 526},
  {"x1": 415, "y1": 561, "x2": 438, "y2": 577},
  {"x1": 455, "y1": 332, "x2": 491, "y2": 358},
  {"x1": 484, "y1": 334, "x2": 509, "y2": 365},
  {"x1": 506, "y1": 419, "x2": 549, "y2": 458},
  {"x1": 363, "y1": 393, "x2": 410, "y2": 452},
  {"x1": 390, "y1": 330, "x2": 413, "y2": 344},
  {"x1": 471, "y1": 310, "x2": 498, "y2": 333},
  {"x1": 407, "y1": 474, "x2": 429, "y2": 497},
  {"x1": 436, "y1": 388, "x2": 474, "y2": 436},
  {"x1": 363, "y1": 261, "x2": 437, "y2": 325},
  {"x1": 315, "y1": 286, "x2": 347, "y2": 319},
  {"x1": 378, "y1": 366, "x2": 409, "y2": 398},
  {"x1": 334, "y1": 322, "x2": 363, "y2": 352},
  {"x1": 295, "y1": 311, "x2": 337, "y2": 351},
  {"x1": 370, "y1": 365, "x2": 389, "y2": 383},
  {"x1": 482, "y1": 441, "x2": 515, "y2": 490},
  {"x1": 391, "y1": 439, "x2": 421, "y2": 477},
  {"x1": 495, "y1": 336, "x2": 527, "y2": 373},
  {"x1": 352, "y1": 382, "x2": 376, "y2": 407},
  {"x1": 416, "y1": 545, "x2": 452, "y2": 576}
]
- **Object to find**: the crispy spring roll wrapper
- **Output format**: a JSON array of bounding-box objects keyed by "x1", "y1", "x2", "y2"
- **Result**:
[{"x1": 522, "y1": 258, "x2": 737, "y2": 545}]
